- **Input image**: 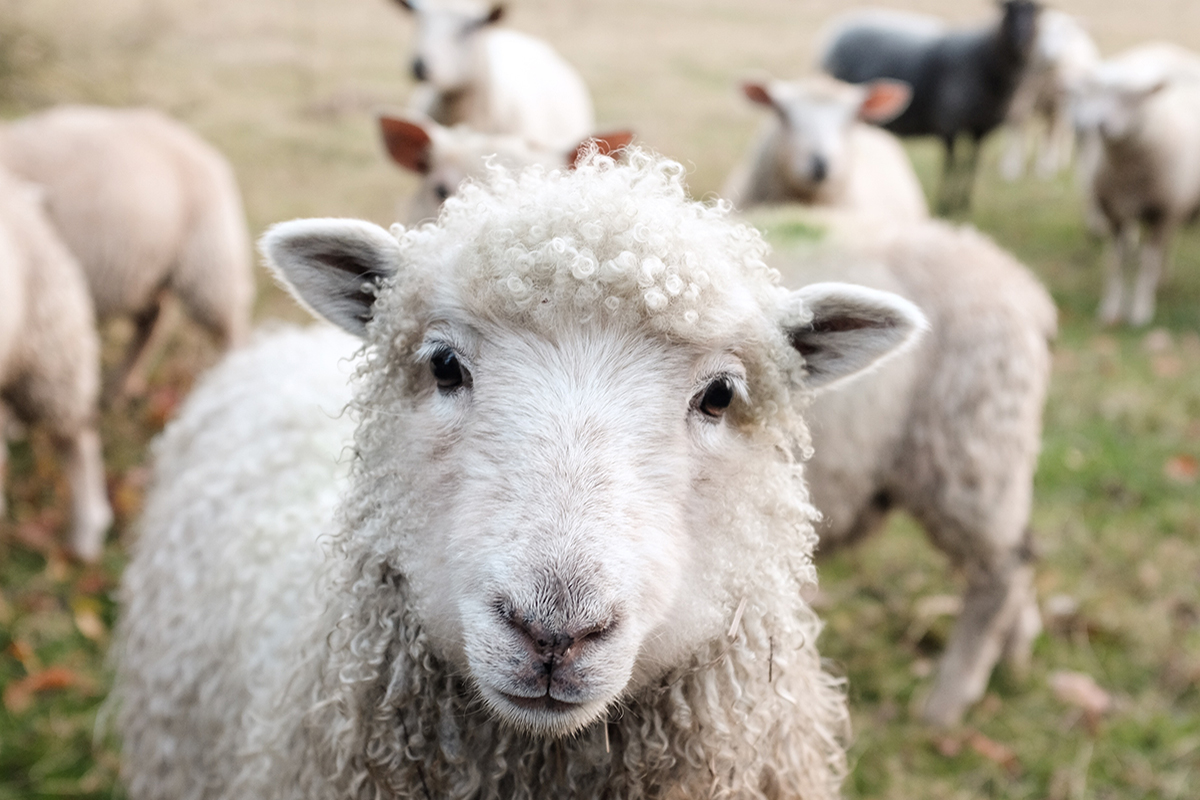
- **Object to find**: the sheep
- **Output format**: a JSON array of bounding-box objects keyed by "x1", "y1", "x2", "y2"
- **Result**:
[
  {"x1": 722, "y1": 76, "x2": 929, "y2": 221},
  {"x1": 1071, "y1": 43, "x2": 1200, "y2": 326},
  {"x1": 378, "y1": 112, "x2": 633, "y2": 223},
  {"x1": 394, "y1": 0, "x2": 595, "y2": 151},
  {"x1": 0, "y1": 167, "x2": 112, "y2": 562},
  {"x1": 998, "y1": 9, "x2": 1099, "y2": 180},
  {"x1": 747, "y1": 204, "x2": 1056, "y2": 727},
  {"x1": 0, "y1": 105, "x2": 253, "y2": 398},
  {"x1": 821, "y1": 1, "x2": 1042, "y2": 213},
  {"x1": 114, "y1": 151, "x2": 929, "y2": 799}
]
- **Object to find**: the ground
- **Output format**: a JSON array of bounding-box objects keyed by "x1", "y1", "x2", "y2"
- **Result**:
[{"x1": 0, "y1": 0, "x2": 1198, "y2": 797}]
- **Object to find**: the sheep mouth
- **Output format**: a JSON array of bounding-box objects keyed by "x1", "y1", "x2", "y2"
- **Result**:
[{"x1": 497, "y1": 691, "x2": 582, "y2": 714}]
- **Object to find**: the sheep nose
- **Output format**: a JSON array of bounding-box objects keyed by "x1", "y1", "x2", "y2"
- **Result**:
[
  {"x1": 506, "y1": 610, "x2": 613, "y2": 665},
  {"x1": 811, "y1": 154, "x2": 829, "y2": 183},
  {"x1": 411, "y1": 57, "x2": 427, "y2": 82}
]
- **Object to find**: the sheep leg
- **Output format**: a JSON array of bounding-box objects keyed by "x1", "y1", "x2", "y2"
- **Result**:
[
  {"x1": 936, "y1": 135, "x2": 959, "y2": 216},
  {"x1": 999, "y1": 122, "x2": 1028, "y2": 182},
  {"x1": 0, "y1": 404, "x2": 8, "y2": 519},
  {"x1": 922, "y1": 559, "x2": 1034, "y2": 727},
  {"x1": 109, "y1": 294, "x2": 166, "y2": 401},
  {"x1": 58, "y1": 427, "x2": 112, "y2": 562},
  {"x1": 1128, "y1": 221, "x2": 1172, "y2": 326},
  {"x1": 1036, "y1": 101, "x2": 1072, "y2": 178},
  {"x1": 1099, "y1": 223, "x2": 1136, "y2": 325}
]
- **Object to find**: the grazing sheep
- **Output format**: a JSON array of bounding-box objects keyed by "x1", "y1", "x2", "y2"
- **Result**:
[
  {"x1": 0, "y1": 168, "x2": 111, "y2": 561},
  {"x1": 1072, "y1": 43, "x2": 1200, "y2": 326},
  {"x1": 378, "y1": 113, "x2": 632, "y2": 222},
  {"x1": 749, "y1": 205, "x2": 1056, "y2": 727},
  {"x1": 0, "y1": 105, "x2": 253, "y2": 397},
  {"x1": 821, "y1": 1, "x2": 1042, "y2": 213},
  {"x1": 999, "y1": 9, "x2": 1099, "y2": 180},
  {"x1": 723, "y1": 76, "x2": 928, "y2": 221},
  {"x1": 394, "y1": 0, "x2": 594, "y2": 151},
  {"x1": 115, "y1": 151, "x2": 928, "y2": 799}
]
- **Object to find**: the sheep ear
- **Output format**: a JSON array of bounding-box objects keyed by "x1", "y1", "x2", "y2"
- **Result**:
[
  {"x1": 485, "y1": 4, "x2": 504, "y2": 24},
  {"x1": 742, "y1": 81, "x2": 777, "y2": 109},
  {"x1": 380, "y1": 115, "x2": 434, "y2": 174},
  {"x1": 858, "y1": 80, "x2": 912, "y2": 123},
  {"x1": 260, "y1": 219, "x2": 402, "y2": 337},
  {"x1": 784, "y1": 282, "x2": 927, "y2": 392},
  {"x1": 568, "y1": 130, "x2": 635, "y2": 168}
]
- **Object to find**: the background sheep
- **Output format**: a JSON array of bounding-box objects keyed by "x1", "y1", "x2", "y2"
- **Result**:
[
  {"x1": 821, "y1": 0, "x2": 1042, "y2": 213},
  {"x1": 115, "y1": 153, "x2": 927, "y2": 799},
  {"x1": 0, "y1": 105, "x2": 253, "y2": 398},
  {"x1": 999, "y1": 9, "x2": 1099, "y2": 180},
  {"x1": 0, "y1": 168, "x2": 111, "y2": 562},
  {"x1": 378, "y1": 113, "x2": 632, "y2": 222},
  {"x1": 1071, "y1": 42, "x2": 1200, "y2": 325},
  {"x1": 748, "y1": 206, "x2": 1057, "y2": 727},
  {"x1": 394, "y1": 0, "x2": 595, "y2": 150},
  {"x1": 723, "y1": 75, "x2": 928, "y2": 220}
]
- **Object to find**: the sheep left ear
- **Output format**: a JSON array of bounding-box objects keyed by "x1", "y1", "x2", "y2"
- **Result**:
[
  {"x1": 485, "y1": 3, "x2": 504, "y2": 24},
  {"x1": 858, "y1": 80, "x2": 912, "y2": 124},
  {"x1": 568, "y1": 130, "x2": 635, "y2": 168},
  {"x1": 260, "y1": 219, "x2": 402, "y2": 337},
  {"x1": 784, "y1": 282, "x2": 928, "y2": 392}
]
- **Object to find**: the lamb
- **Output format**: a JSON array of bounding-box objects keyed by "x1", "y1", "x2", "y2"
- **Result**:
[
  {"x1": 999, "y1": 9, "x2": 1099, "y2": 180},
  {"x1": 1071, "y1": 43, "x2": 1200, "y2": 326},
  {"x1": 821, "y1": 1, "x2": 1042, "y2": 213},
  {"x1": 394, "y1": 0, "x2": 594, "y2": 151},
  {"x1": 114, "y1": 151, "x2": 928, "y2": 799},
  {"x1": 0, "y1": 167, "x2": 112, "y2": 562},
  {"x1": 0, "y1": 105, "x2": 253, "y2": 397},
  {"x1": 722, "y1": 76, "x2": 929, "y2": 221},
  {"x1": 748, "y1": 204, "x2": 1056, "y2": 727},
  {"x1": 379, "y1": 112, "x2": 632, "y2": 223}
]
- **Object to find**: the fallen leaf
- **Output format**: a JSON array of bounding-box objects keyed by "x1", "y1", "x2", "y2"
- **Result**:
[
  {"x1": 967, "y1": 730, "x2": 1021, "y2": 775},
  {"x1": 1151, "y1": 354, "x2": 1183, "y2": 378},
  {"x1": 72, "y1": 597, "x2": 107, "y2": 642},
  {"x1": 1163, "y1": 455, "x2": 1198, "y2": 485},
  {"x1": 2, "y1": 666, "x2": 89, "y2": 714},
  {"x1": 1050, "y1": 670, "x2": 1112, "y2": 718}
]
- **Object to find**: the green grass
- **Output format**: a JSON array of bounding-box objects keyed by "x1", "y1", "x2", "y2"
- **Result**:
[{"x1": 2, "y1": 0, "x2": 1199, "y2": 797}]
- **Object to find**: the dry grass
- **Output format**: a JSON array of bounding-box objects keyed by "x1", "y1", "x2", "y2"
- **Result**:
[{"x1": 1, "y1": 1, "x2": 1198, "y2": 797}]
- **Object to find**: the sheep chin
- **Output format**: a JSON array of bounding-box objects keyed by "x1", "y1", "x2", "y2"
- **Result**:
[{"x1": 476, "y1": 685, "x2": 610, "y2": 737}]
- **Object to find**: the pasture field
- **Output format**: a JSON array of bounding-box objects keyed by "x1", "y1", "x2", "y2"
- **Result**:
[{"x1": 0, "y1": 0, "x2": 1198, "y2": 797}]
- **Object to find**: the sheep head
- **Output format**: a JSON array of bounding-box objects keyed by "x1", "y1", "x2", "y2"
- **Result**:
[
  {"x1": 397, "y1": 0, "x2": 504, "y2": 91},
  {"x1": 262, "y1": 152, "x2": 925, "y2": 738}
]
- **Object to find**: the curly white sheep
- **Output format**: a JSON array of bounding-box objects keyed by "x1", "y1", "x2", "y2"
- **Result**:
[
  {"x1": 115, "y1": 152, "x2": 928, "y2": 799},
  {"x1": 751, "y1": 206, "x2": 1056, "y2": 727},
  {"x1": 0, "y1": 105, "x2": 253, "y2": 396},
  {"x1": 0, "y1": 168, "x2": 111, "y2": 561},
  {"x1": 394, "y1": 0, "x2": 594, "y2": 151},
  {"x1": 724, "y1": 76, "x2": 928, "y2": 221}
]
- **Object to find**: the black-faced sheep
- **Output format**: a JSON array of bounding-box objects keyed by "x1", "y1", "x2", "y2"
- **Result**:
[
  {"x1": 0, "y1": 168, "x2": 111, "y2": 561},
  {"x1": 748, "y1": 205, "x2": 1057, "y2": 727},
  {"x1": 821, "y1": 1, "x2": 1042, "y2": 213},
  {"x1": 0, "y1": 105, "x2": 253, "y2": 397},
  {"x1": 114, "y1": 152, "x2": 928, "y2": 799},
  {"x1": 394, "y1": 0, "x2": 594, "y2": 151},
  {"x1": 723, "y1": 75, "x2": 928, "y2": 220}
]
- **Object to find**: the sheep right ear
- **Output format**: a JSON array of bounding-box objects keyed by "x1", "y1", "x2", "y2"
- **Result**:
[
  {"x1": 568, "y1": 130, "x2": 635, "y2": 168},
  {"x1": 784, "y1": 282, "x2": 928, "y2": 392},
  {"x1": 742, "y1": 81, "x2": 777, "y2": 110},
  {"x1": 380, "y1": 115, "x2": 435, "y2": 174},
  {"x1": 260, "y1": 219, "x2": 402, "y2": 337},
  {"x1": 858, "y1": 80, "x2": 912, "y2": 124}
]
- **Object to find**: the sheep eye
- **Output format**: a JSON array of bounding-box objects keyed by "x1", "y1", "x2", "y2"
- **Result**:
[
  {"x1": 434, "y1": 183, "x2": 451, "y2": 202},
  {"x1": 430, "y1": 348, "x2": 467, "y2": 391},
  {"x1": 696, "y1": 377, "x2": 735, "y2": 418}
]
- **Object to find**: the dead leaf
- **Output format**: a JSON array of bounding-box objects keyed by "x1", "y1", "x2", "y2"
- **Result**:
[
  {"x1": 1151, "y1": 354, "x2": 1183, "y2": 378},
  {"x1": 1050, "y1": 670, "x2": 1112, "y2": 718},
  {"x1": 146, "y1": 385, "x2": 183, "y2": 427},
  {"x1": 72, "y1": 597, "x2": 107, "y2": 642},
  {"x1": 1163, "y1": 455, "x2": 1198, "y2": 485},
  {"x1": 2, "y1": 665, "x2": 90, "y2": 714},
  {"x1": 967, "y1": 730, "x2": 1021, "y2": 775}
]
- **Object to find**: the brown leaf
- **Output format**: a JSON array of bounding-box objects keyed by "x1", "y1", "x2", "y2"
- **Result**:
[
  {"x1": 1050, "y1": 670, "x2": 1112, "y2": 717},
  {"x1": 2, "y1": 666, "x2": 89, "y2": 714},
  {"x1": 967, "y1": 730, "x2": 1021, "y2": 775},
  {"x1": 1163, "y1": 455, "x2": 1198, "y2": 485}
]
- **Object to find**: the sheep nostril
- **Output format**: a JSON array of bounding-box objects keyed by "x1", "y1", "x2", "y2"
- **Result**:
[
  {"x1": 411, "y1": 57, "x2": 427, "y2": 82},
  {"x1": 811, "y1": 154, "x2": 829, "y2": 183}
]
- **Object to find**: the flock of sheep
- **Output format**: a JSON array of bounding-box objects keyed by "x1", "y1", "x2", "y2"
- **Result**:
[{"x1": 0, "y1": 0, "x2": 1194, "y2": 797}]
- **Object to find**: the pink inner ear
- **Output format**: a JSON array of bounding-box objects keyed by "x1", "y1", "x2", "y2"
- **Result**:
[
  {"x1": 379, "y1": 116, "x2": 433, "y2": 174},
  {"x1": 859, "y1": 81, "x2": 912, "y2": 123},
  {"x1": 569, "y1": 130, "x2": 635, "y2": 168},
  {"x1": 742, "y1": 82, "x2": 774, "y2": 108}
]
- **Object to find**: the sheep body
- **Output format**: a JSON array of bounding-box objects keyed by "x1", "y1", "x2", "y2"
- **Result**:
[
  {"x1": 724, "y1": 76, "x2": 928, "y2": 220},
  {"x1": 0, "y1": 168, "x2": 111, "y2": 560},
  {"x1": 401, "y1": 2, "x2": 594, "y2": 150},
  {"x1": 1072, "y1": 43, "x2": 1200, "y2": 325},
  {"x1": 750, "y1": 206, "x2": 1056, "y2": 726},
  {"x1": 116, "y1": 153, "x2": 929, "y2": 798},
  {"x1": 821, "y1": 1, "x2": 1040, "y2": 212},
  {"x1": 0, "y1": 105, "x2": 253, "y2": 394}
]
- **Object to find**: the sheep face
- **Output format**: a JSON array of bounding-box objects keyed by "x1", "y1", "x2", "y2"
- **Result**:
[
  {"x1": 1071, "y1": 74, "x2": 1165, "y2": 143},
  {"x1": 263, "y1": 155, "x2": 925, "y2": 738},
  {"x1": 743, "y1": 78, "x2": 911, "y2": 197},
  {"x1": 397, "y1": 0, "x2": 503, "y2": 92},
  {"x1": 1000, "y1": 0, "x2": 1041, "y2": 63}
]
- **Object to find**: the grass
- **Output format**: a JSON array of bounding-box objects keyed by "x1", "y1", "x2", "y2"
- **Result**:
[{"x1": 1, "y1": 0, "x2": 1199, "y2": 797}]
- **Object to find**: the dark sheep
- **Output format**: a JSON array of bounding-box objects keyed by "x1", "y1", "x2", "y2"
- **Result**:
[{"x1": 821, "y1": 1, "x2": 1041, "y2": 213}]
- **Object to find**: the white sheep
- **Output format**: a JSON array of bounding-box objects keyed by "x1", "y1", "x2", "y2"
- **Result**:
[
  {"x1": 0, "y1": 167, "x2": 112, "y2": 561},
  {"x1": 395, "y1": 0, "x2": 595, "y2": 151},
  {"x1": 114, "y1": 151, "x2": 928, "y2": 799},
  {"x1": 1071, "y1": 43, "x2": 1200, "y2": 325},
  {"x1": 0, "y1": 105, "x2": 253, "y2": 396},
  {"x1": 723, "y1": 76, "x2": 929, "y2": 221},
  {"x1": 999, "y1": 9, "x2": 1099, "y2": 181},
  {"x1": 749, "y1": 205, "x2": 1057, "y2": 727},
  {"x1": 378, "y1": 112, "x2": 632, "y2": 223}
]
